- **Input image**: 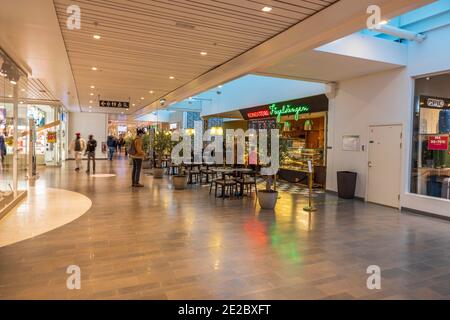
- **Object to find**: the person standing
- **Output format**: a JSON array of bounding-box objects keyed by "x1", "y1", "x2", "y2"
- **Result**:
[
  {"x1": 130, "y1": 128, "x2": 145, "y2": 187},
  {"x1": 69, "y1": 132, "x2": 86, "y2": 171},
  {"x1": 107, "y1": 134, "x2": 117, "y2": 161},
  {"x1": 85, "y1": 134, "x2": 97, "y2": 174},
  {"x1": 0, "y1": 131, "x2": 6, "y2": 170}
]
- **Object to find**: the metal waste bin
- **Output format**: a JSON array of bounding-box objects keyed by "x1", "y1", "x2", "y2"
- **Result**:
[{"x1": 337, "y1": 171, "x2": 357, "y2": 199}]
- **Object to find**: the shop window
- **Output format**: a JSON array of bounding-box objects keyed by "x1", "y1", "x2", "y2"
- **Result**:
[{"x1": 410, "y1": 72, "x2": 450, "y2": 200}]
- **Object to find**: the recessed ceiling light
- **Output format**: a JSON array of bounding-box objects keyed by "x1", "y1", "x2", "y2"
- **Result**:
[
  {"x1": 379, "y1": 20, "x2": 389, "y2": 25},
  {"x1": 218, "y1": 85, "x2": 222, "y2": 88},
  {"x1": 92, "y1": 67, "x2": 98, "y2": 71},
  {"x1": 90, "y1": 93, "x2": 94, "y2": 96},
  {"x1": 90, "y1": 85, "x2": 95, "y2": 89},
  {"x1": 169, "y1": 76, "x2": 175, "y2": 79},
  {"x1": 89, "y1": 100, "x2": 93, "y2": 103},
  {"x1": 10, "y1": 80, "x2": 17, "y2": 85},
  {"x1": 93, "y1": 35, "x2": 101, "y2": 40},
  {"x1": 200, "y1": 51, "x2": 207, "y2": 56},
  {"x1": 140, "y1": 97, "x2": 145, "y2": 100},
  {"x1": 262, "y1": 6, "x2": 272, "y2": 12},
  {"x1": 132, "y1": 103, "x2": 136, "y2": 107},
  {"x1": 20, "y1": 101, "x2": 24, "y2": 104},
  {"x1": 426, "y1": 77, "x2": 431, "y2": 80},
  {"x1": 21, "y1": 88, "x2": 25, "y2": 92},
  {"x1": 149, "y1": 90, "x2": 154, "y2": 94},
  {"x1": 8, "y1": 94, "x2": 12, "y2": 98}
]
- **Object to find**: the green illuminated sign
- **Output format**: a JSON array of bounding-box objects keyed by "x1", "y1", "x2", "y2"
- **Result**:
[{"x1": 269, "y1": 104, "x2": 310, "y2": 122}]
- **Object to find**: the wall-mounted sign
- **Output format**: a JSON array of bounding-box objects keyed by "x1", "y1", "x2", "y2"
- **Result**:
[
  {"x1": 99, "y1": 100, "x2": 130, "y2": 108},
  {"x1": 342, "y1": 135, "x2": 361, "y2": 151},
  {"x1": 240, "y1": 94, "x2": 328, "y2": 121},
  {"x1": 420, "y1": 96, "x2": 450, "y2": 109},
  {"x1": 428, "y1": 135, "x2": 449, "y2": 151}
]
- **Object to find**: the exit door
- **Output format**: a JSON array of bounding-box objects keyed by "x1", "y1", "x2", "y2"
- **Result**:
[{"x1": 367, "y1": 125, "x2": 402, "y2": 208}]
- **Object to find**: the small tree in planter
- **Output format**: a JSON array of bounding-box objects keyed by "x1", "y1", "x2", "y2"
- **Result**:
[
  {"x1": 152, "y1": 130, "x2": 172, "y2": 178},
  {"x1": 141, "y1": 133, "x2": 152, "y2": 169}
]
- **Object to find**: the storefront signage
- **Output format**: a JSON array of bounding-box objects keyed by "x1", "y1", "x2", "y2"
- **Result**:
[
  {"x1": 428, "y1": 135, "x2": 449, "y2": 151},
  {"x1": 247, "y1": 110, "x2": 270, "y2": 119},
  {"x1": 269, "y1": 104, "x2": 310, "y2": 122},
  {"x1": 99, "y1": 100, "x2": 130, "y2": 109},
  {"x1": 420, "y1": 96, "x2": 450, "y2": 109},
  {"x1": 240, "y1": 94, "x2": 328, "y2": 121},
  {"x1": 427, "y1": 98, "x2": 445, "y2": 108}
]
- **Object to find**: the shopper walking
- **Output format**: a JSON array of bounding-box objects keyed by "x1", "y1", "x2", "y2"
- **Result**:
[
  {"x1": 107, "y1": 134, "x2": 117, "y2": 161},
  {"x1": 129, "y1": 128, "x2": 145, "y2": 187},
  {"x1": 69, "y1": 132, "x2": 86, "y2": 171},
  {"x1": 85, "y1": 134, "x2": 97, "y2": 174}
]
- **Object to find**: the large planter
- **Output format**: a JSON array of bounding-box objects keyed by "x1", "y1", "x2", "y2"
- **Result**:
[
  {"x1": 142, "y1": 158, "x2": 151, "y2": 169},
  {"x1": 153, "y1": 167, "x2": 164, "y2": 179},
  {"x1": 172, "y1": 175, "x2": 188, "y2": 190},
  {"x1": 257, "y1": 190, "x2": 279, "y2": 210}
]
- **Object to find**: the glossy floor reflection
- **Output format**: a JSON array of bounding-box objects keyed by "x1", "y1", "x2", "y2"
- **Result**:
[{"x1": 1, "y1": 159, "x2": 450, "y2": 300}]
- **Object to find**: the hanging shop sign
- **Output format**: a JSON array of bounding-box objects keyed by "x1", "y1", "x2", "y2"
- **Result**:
[
  {"x1": 421, "y1": 96, "x2": 450, "y2": 109},
  {"x1": 248, "y1": 118, "x2": 277, "y2": 130},
  {"x1": 99, "y1": 100, "x2": 130, "y2": 109},
  {"x1": 240, "y1": 94, "x2": 329, "y2": 121},
  {"x1": 428, "y1": 135, "x2": 449, "y2": 151},
  {"x1": 47, "y1": 131, "x2": 57, "y2": 144}
]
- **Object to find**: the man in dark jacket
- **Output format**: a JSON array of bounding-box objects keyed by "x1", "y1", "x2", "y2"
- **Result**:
[
  {"x1": 86, "y1": 134, "x2": 97, "y2": 174},
  {"x1": 107, "y1": 135, "x2": 117, "y2": 161}
]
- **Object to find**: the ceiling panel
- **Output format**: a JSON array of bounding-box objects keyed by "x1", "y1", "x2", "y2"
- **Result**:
[{"x1": 53, "y1": 0, "x2": 339, "y2": 114}]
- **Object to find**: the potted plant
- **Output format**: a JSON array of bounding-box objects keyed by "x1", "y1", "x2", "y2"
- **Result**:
[
  {"x1": 257, "y1": 137, "x2": 289, "y2": 210},
  {"x1": 172, "y1": 163, "x2": 188, "y2": 190},
  {"x1": 152, "y1": 130, "x2": 172, "y2": 178}
]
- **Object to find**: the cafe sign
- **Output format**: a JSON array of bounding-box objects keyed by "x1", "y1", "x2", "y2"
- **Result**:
[
  {"x1": 269, "y1": 104, "x2": 310, "y2": 122},
  {"x1": 240, "y1": 94, "x2": 328, "y2": 121},
  {"x1": 428, "y1": 135, "x2": 449, "y2": 151}
]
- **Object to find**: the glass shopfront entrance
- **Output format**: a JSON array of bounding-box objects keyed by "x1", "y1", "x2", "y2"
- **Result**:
[{"x1": 411, "y1": 72, "x2": 450, "y2": 200}]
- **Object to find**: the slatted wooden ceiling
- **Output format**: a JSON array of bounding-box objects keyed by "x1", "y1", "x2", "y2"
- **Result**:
[{"x1": 53, "y1": 0, "x2": 338, "y2": 114}]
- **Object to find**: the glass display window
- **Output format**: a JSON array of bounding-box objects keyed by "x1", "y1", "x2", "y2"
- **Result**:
[{"x1": 410, "y1": 72, "x2": 450, "y2": 200}]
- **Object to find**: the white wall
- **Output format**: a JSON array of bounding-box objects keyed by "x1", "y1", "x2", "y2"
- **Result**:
[
  {"x1": 327, "y1": 24, "x2": 450, "y2": 217},
  {"x1": 69, "y1": 112, "x2": 108, "y2": 159},
  {"x1": 326, "y1": 68, "x2": 410, "y2": 198}
]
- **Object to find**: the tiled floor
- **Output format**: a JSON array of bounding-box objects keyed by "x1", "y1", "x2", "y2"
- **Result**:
[{"x1": 1, "y1": 158, "x2": 450, "y2": 300}]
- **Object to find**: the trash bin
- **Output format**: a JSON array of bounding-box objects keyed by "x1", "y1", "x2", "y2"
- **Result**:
[{"x1": 337, "y1": 171, "x2": 357, "y2": 199}]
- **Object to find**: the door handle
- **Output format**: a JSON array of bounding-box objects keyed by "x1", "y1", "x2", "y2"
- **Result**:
[{"x1": 368, "y1": 161, "x2": 373, "y2": 168}]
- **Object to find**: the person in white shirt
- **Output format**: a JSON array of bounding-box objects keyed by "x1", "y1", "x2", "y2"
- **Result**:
[{"x1": 69, "y1": 132, "x2": 86, "y2": 171}]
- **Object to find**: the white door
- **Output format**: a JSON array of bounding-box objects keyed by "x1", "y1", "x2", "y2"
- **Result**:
[{"x1": 367, "y1": 125, "x2": 402, "y2": 208}]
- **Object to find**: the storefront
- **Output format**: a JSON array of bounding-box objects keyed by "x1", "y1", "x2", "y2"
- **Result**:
[
  {"x1": 239, "y1": 94, "x2": 329, "y2": 187},
  {"x1": 410, "y1": 72, "x2": 450, "y2": 201}
]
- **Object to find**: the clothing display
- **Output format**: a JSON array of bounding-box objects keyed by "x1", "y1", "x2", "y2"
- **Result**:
[{"x1": 439, "y1": 109, "x2": 450, "y2": 133}]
